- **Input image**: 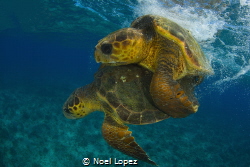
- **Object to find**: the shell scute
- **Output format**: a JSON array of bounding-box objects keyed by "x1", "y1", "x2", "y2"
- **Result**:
[{"x1": 95, "y1": 65, "x2": 169, "y2": 124}]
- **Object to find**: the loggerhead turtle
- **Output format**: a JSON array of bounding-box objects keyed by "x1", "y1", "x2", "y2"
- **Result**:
[
  {"x1": 95, "y1": 14, "x2": 213, "y2": 118},
  {"x1": 63, "y1": 65, "x2": 171, "y2": 165}
]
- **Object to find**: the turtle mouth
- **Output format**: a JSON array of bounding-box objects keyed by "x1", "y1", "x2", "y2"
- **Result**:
[{"x1": 63, "y1": 108, "x2": 77, "y2": 119}]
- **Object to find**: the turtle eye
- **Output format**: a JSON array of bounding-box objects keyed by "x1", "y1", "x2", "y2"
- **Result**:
[{"x1": 101, "y1": 43, "x2": 113, "y2": 55}]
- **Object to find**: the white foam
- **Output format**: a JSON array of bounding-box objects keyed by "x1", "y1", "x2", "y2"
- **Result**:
[
  {"x1": 240, "y1": 0, "x2": 250, "y2": 6},
  {"x1": 133, "y1": 0, "x2": 250, "y2": 91},
  {"x1": 134, "y1": 0, "x2": 225, "y2": 42},
  {"x1": 215, "y1": 62, "x2": 250, "y2": 85}
]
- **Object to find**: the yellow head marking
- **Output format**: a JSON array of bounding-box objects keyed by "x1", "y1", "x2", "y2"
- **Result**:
[
  {"x1": 94, "y1": 28, "x2": 147, "y2": 65},
  {"x1": 113, "y1": 42, "x2": 120, "y2": 49},
  {"x1": 63, "y1": 95, "x2": 86, "y2": 119},
  {"x1": 63, "y1": 87, "x2": 98, "y2": 119}
]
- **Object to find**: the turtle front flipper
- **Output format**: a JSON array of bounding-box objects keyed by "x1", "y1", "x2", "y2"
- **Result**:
[
  {"x1": 150, "y1": 52, "x2": 199, "y2": 118},
  {"x1": 102, "y1": 113, "x2": 157, "y2": 166}
]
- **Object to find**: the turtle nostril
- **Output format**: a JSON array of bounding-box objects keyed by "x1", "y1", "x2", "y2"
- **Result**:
[{"x1": 101, "y1": 43, "x2": 113, "y2": 55}]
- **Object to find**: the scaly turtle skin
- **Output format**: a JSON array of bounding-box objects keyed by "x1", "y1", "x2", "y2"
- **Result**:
[
  {"x1": 95, "y1": 14, "x2": 213, "y2": 118},
  {"x1": 63, "y1": 65, "x2": 170, "y2": 165}
]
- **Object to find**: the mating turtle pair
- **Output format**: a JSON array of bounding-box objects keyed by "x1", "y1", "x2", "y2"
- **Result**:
[
  {"x1": 63, "y1": 15, "x2": 212, "y2": 165},
  {"x1": 95, "y1": 14, "x2": 212, "y2": 118}
]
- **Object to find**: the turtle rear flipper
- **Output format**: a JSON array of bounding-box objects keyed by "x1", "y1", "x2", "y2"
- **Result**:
[
  {"x1": 102, "y1": 113, "x2": 157, "y2": 166},
  {"x1": 150, "y1": 52, "x2": 199, "y2": 118}
]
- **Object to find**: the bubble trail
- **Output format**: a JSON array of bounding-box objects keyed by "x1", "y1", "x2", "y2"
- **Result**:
[{"x1": 215, "y1": 59, "x2": 250, "y2": 85}]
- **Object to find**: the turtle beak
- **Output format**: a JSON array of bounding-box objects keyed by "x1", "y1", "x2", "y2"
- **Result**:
[
  {"x1": 63, "y1": 108, "x2": 78, "y2": 119},
  {"x1": 94, "y1": 46, "x2": 105, "y2": 63}
]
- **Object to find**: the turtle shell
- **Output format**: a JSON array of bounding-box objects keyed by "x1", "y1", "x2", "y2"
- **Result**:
[
  {"x1": 94, "y1": 64, "x2": 169, "y2": 125},
  {"x1": 131, "y1": 14, "x2": 213, "y2": 79}
]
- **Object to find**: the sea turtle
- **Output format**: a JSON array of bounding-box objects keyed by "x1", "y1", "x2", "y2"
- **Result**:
[
  {"x1": 94, "y1": 14, "x2": 213, "y2": 118},
  {"x1": 63, "y1": 65, "x2": 170, "y2": 165}
]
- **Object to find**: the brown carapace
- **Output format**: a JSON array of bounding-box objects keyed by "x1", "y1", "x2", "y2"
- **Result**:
[{"x1": 95, "y1": 14, "x2": 213, "y2": 118}]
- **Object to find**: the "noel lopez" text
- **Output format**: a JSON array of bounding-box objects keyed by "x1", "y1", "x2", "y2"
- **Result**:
[{"x1": 93, "y1": 158, "x2": 138, "y2": 166}]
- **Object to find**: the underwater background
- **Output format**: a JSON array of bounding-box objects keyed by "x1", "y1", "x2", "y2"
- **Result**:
[{"x1": 0, "y1": 0, "x2": 249, "y2": 166}]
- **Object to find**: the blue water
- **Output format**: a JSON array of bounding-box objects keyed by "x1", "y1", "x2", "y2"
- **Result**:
[{"x1": 0, "y1": 0, "x2": 250, "y2": 166}]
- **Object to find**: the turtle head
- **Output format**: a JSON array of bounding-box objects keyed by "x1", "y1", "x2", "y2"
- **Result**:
[
  {"x1": 95, "y1": 28, "x2": 147, "y2": 65},
  {"x1": 63, "y1": 86, "x2": 99, "y2": 119}
]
